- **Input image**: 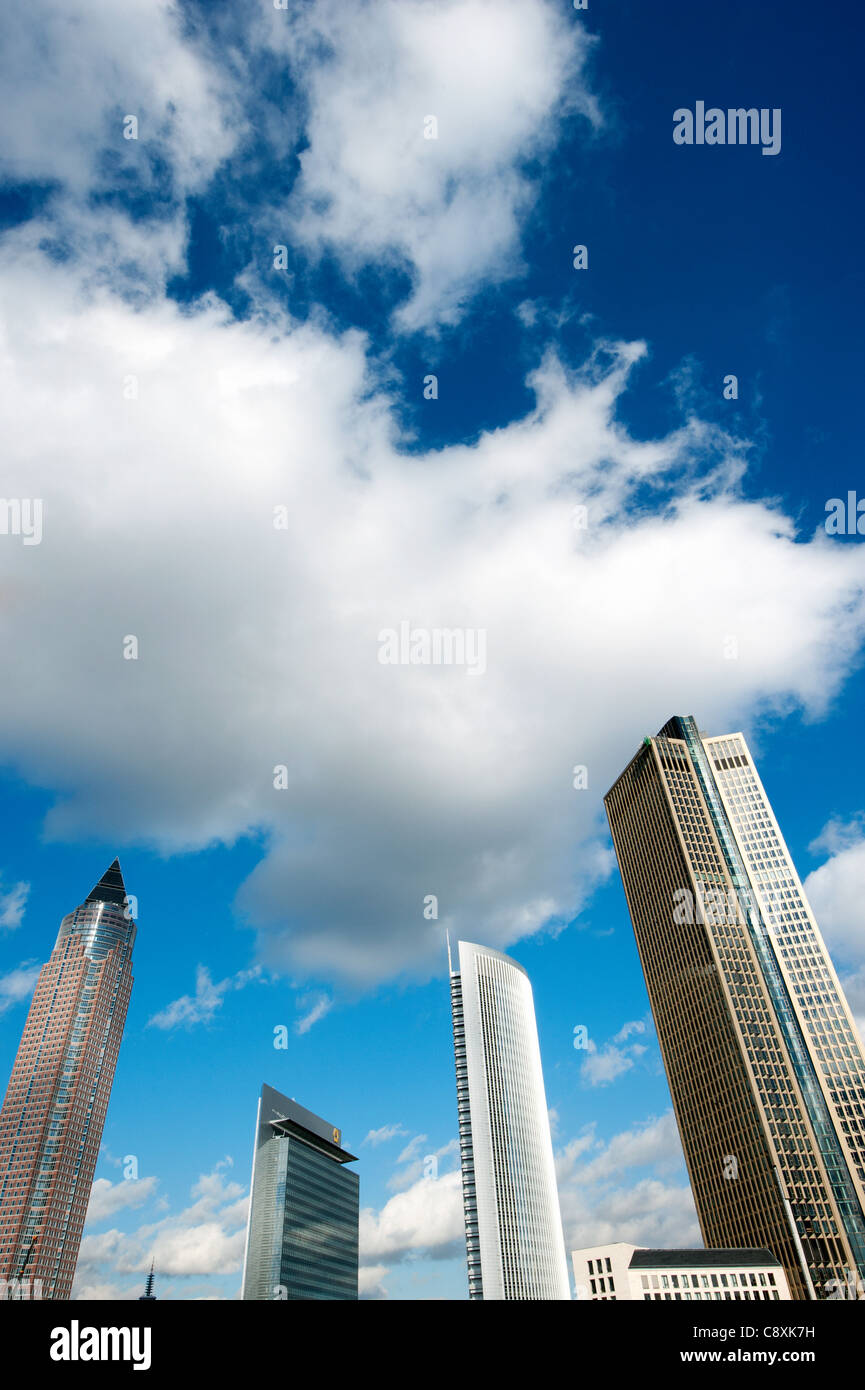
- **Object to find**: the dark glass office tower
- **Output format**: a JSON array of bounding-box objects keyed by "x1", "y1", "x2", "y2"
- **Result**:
[
  {"x1": 241, "y1": 1084, "x2": 359, "y2": 1300},
  {"x1": 0, "y1": 860, "x2": 135, "y2": 1300},
  {"x1": 606, "y1": 717, "x2": 865, "y2": 1300}
]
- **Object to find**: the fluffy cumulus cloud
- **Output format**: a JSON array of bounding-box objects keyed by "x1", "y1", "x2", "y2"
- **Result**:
[
  {"x1": 0, "y1": 877, "x2": 29, "y2": 931},
  {"x1": 263, "y1": 0, "x2": 600, "y2": 329},
  {"x1": 360, "y1": 1168, "x2": 464, "y2": 1267},
  {"x1": 0, "y1": 961, "x2": 40, "y2": 1015},
  {"x1": 0, "y1": 0, "x2": 238, "y2": 196},
  {"x1": 2, "y1": 0, "x2": 865, "y2": 997},
  {"x1": 580, "y1": 1018, "x2": 650, "y2": 1088},
  {"x1": 840, "y1": 966, "x2": 865, "y2": 1050},
  {"x1": 355, "y1": 1131, "x2": 464, "y2": 1294},
  {"x1": 804, "y1": 819, "x2": 865, "y2": 968},
  {"x1": 0, "y1": 0, "x2": 597, "y2": 318},
  {"x1": 86, "y1": 1175, "x2": 160, "y2": 1224},
  {"x1": 358, "y1": 1263, "x2": 391, "y2": 1300},
  {"x1": 803, "y1": 819, "x2": 865, "y2": 1044},
  {"x1": 74, "y1": 1164, "x2": 248, "y2": 1298},
  {"x1": 556, "y1": 1112, "x2": 700, "y2": 1262},
  {"x1": 3, "y1": 245, "x2": 865, "y2": 988},
  {"x1": 0, "y1": 1, "x2": 243, "y2": 292}
]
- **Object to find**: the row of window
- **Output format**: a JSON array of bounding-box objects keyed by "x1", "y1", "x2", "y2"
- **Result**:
[
  {"x1": 644, "y1": 1290, "x2": 781, "y2": 1301},
  {"x1": 640, "y1": 1269, "x2": 776, "y2": 1290}
]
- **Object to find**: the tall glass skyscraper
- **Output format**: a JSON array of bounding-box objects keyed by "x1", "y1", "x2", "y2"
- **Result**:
[
  {"x1": 241, "y1": 1083, "x2": 359, "y2": 1300},
  {"x1": 606, "y1": 716, "x2": 865, "y2": 1300},
  {"x1": 449, "y1": 939, "x2": 570, "y2": 1300},
  {"x1": 0, "y1": 860, "x2": 135, "y2": 1300}
]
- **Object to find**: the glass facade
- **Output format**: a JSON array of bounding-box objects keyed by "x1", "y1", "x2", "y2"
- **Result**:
[
  {"x1": 605, "y1": 719, "x2": 865, "y2": 1299},
  {"x1": 242, "y1": 1084, "x2": 358, "y2": 1301}
]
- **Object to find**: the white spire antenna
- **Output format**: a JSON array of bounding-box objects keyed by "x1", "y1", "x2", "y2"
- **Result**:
[{"x1": 446, "y1": 928, "x2": 453, "y2": 976}]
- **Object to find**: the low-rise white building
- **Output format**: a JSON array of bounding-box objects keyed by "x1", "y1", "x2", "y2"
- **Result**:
[{"x1": 571, "y1": 1243, "x2": 790, "y2": 1301}]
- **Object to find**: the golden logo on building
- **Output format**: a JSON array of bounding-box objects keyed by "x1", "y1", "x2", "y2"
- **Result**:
[{"x1": 332, "y1": 1127, "x2": 340, "y2": 1144}]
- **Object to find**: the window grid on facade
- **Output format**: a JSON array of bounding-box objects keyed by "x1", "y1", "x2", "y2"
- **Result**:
[
  {"x1": 450, "y1": 941, "x2": 570, "y2": 1300},
  {"x1": 0, "y1": 862, "x2": 134, "y2": 1301},
  {"x1": 605, "y1": 719, "x2": 865, "y2": 1299}
]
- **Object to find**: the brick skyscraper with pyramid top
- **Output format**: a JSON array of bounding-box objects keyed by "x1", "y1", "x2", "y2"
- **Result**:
[{"x1": 0, "y1": 860, "x2": 135, "y2": 1299}]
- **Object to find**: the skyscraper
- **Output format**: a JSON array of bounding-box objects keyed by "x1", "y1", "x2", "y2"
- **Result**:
[
  {"x1": 605, "y1": 716, "x2": 865, "y2": 1300},
  {"x1": 449, "y1": 939, "x2": 570, "y2": 1300},
  {"x1": 0, "y1": 860, "x2": 136, "y2": 1300},
  {"x1": 241, "y1": 1083, "x2": 359, "y2": 1301}
]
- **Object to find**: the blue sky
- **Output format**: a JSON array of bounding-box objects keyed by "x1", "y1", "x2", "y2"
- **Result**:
[{"x1": 0, "y1": 0, "x2": 863, "y2": 1300}]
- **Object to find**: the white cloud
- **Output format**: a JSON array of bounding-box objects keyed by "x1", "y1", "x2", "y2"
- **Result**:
[
  {"x1": 804, "y1": 822, "x2": 865, "y2": 969},
  {"x1": 557, "y1": 1112, "x2": 699, "y2": 1255},
  {"x1": 147, "y1": 965, "x2": 261, "y2": 1031},
  {"x1": 0, "y1": 2, "x2": 244, "y2": 295},
  {"x1": 567, "y1": 1177, "x2": 700, "y2": 1260},
  {"x1": 0, "y1": 877, "x2": 30, "y2": 931},
  {"x1": 839, "y1": 965, "x2": 865, "y2": 1050},
  {"x1": 808, "y1": 815, "x2": 865, "y2": 858},
  {"x1": 581, "y1": 1018, "x2": 651, "y2": 1087},
  {"x1": 395, "y1": 1134, "x2": 429, "y2": 1164},
  {"x1": 360, "y1": 1168, "x2": 464, "y2": 1263},
  {"x1": 0, "y1": 1, "x2": 601, "y2": 325},
  {"x1": 86, "y1": 1176, "x2": 160, "y2": 1225},
  {"x1": 71, "y1": 1278, "x2": 140, "y2": 1302},
  {"x1": 613, "y1": 1019, "x2": 647, "y2": 1045},
  {"x1": 563, "y1": 1112, "x2": 686, "y2": 1186},
  {"x1": 358, "y1": 1263, "x2": 391, "y2": 1300},
  {"x1": 0, "y1": 961, "x2": 39, "y2": 1014},
  {"x1": 73, "y1": 1164, "x2": 248, "y2": 1296},
  {"x1": 363, "y1": 1123, "x2": 410, "y2": 1147},
  {"x1": 790, "y1": 820, "x2": 865, "y2": 1044},
  {"x1": 2, "y1": 246, "x2": 865, "y2": 989},
  {"x1": 294, "y1": 991, "x2": 333, "y2": 1034},
  {"x1": 0, "y1": 0, "x2": 602, "y2": 323},
  {"x1": 267, "y1": 0, "x2": 599, "y2": 329},
  {"x1": 388, "y1": 1137, "x2": 458, "y2": 1193},
  {"x1": 0, "y1": 1, "x2": 238, "y2": 196},
  {"x1": 147, "y1": 1219, "x2": 246, "y2": 1278},
  {"x1": 582, "y1": 1044, "x2": 637, "y2": 1087}
]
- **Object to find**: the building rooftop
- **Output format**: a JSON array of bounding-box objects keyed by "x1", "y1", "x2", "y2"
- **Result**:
[
  {"x1": 85, "y1": 858, "x2": 128, "y2": 909},
  {"x1": 629, "y1": 1249, "x2": 781, "y2": 1270},
  {"x1": 455, "y1": 940, "x2": 529, "y2": 979},
  {"x1": 259, "y1": 1083, "x2": 358, "y2": 1164}
]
